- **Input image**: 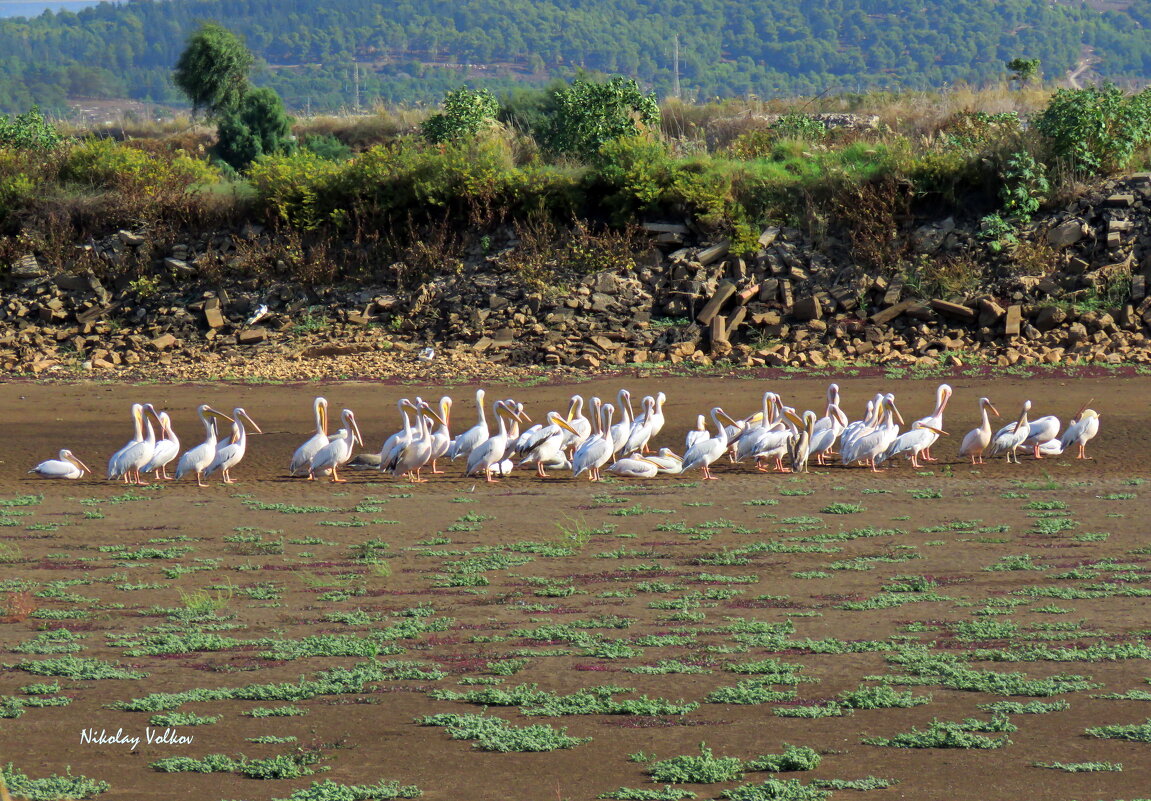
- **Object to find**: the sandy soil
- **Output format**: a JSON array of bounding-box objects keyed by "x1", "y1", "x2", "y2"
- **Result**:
[{"x1": 1, "y1": 375, "x2": 1148, "y2": 801}]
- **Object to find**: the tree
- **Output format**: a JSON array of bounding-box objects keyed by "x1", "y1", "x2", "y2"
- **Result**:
[
  {"x1": 215, "y1": 87, "x2": 293, "y2": 171},
  {"x1": 544, "y1": 76, "x2": 660, "y2": 159},
  {"x1": 174, "y1": 23, "x2": 254, "y2": 117},
  {"x1": 1006, "y1": 57, "x2": 1040, "y2": 86},
  {"x1": 173, "y1": 23, "x2": 293, "y2": 170}
]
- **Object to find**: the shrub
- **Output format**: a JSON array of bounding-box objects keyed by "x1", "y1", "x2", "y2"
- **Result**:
[
  {"x1": 421, "y1": 87, "x2": 500, "y2": 144},
  {"x1": 0, "y1": 107, "x2": 63, "y2": 150},
  {"x1": 1034, "y1": 84, "x2": 1151, "y2": 175},
  {"x1": 545, "y1": 76, "x2": 660, "y2": 158}
]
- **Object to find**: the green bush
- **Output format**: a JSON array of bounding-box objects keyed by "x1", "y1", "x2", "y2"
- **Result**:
[
  {"x1": 0, "y1": 107, "x2": 63, "y2": 150},
  {"x1": 421, "y1": 87, "x2": 500, "y2": 144},
  {"x1": 545, "y1": 76, "x2": 660, "y2": 158},
  {"x1": 1035, "y1": 84, "x2": 1151, "y2": 175}
]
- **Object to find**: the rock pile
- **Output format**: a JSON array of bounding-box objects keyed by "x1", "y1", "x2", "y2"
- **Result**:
[{"x1": 3, "y1": 174, "x2": 1151, "y2": 379}]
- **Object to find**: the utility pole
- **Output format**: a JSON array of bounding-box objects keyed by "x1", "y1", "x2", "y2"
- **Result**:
[
  {"x1": 673, "y1": 33, "x2": 681, "y2": 99},
  {"x1": 353, "y1": 61, "x2": 361, "y2": 113}
]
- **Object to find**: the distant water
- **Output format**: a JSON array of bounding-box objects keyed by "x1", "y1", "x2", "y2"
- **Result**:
[{"x1": 0, "y1": 1, "x2": 109, "y2": 17}]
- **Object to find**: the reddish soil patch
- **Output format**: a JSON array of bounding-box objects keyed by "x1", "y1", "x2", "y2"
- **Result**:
[{"x1": 1, "y1": 375, "x2": 1149, "y2": 801}]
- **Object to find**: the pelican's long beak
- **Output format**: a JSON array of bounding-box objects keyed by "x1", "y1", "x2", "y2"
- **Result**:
[
  {"x1": 924, "y1": 426, "x2": 948, "y2": 436},
  {"x1": 441, "y1": 398, "x2": 452, "y2": 426},
  {"x1": 320, "y1": 402, "x2": 328, "y2": 433},
  {"x1": 205, "y1": 407, "x2": 233, "y2": 423},
  {"x1": 240, "y1": 410, "x2": 263, "y2": 434},
  {"x1": 664, "y1": 450, "x2": 683, "y2": 461},
  {"x1": 349, "y1": 414, "x2": 364, "y2": 448},
  {"x1": 988, "y1": 403, "x2": 1001, "y2": 417},
  {"x1": 888, "y1": 400, "x2": 905, "y2": 426},
  {"x1": 784, "y1": 410, "x2": 805, "y2": 428},
  {"x1": 421, "y1": 404, "x2": 447, "y2": 428},
  {"x1": 70, "y1": 455, "x2": 92, "y2": 474},
  {"x1": 834, "y1": 406, "x2": 849, "y2": 426},
  {"x1": 554, "y1": 416, "x2": 581, "y2": 436},
  {"x1": 566, "y1": 396, "x2": 579, "y2": 421},
  {"x1": 717, "y1": 410, "x2": 739, "y2": 428}
]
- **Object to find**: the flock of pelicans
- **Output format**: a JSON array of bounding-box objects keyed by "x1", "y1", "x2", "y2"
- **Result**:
[{"x1": 29, "y1": 384, "x2": 1102, "y2": 485}]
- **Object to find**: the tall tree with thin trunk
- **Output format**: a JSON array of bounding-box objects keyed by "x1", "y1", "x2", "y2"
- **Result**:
[{"x1": 174, "y1": 22, "x2": 254, "y2": 118}]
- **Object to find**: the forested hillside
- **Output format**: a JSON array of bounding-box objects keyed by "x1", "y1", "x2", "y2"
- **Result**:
[{"x1": 1, "y1": 0, "x2": 1149, "y2": 112}]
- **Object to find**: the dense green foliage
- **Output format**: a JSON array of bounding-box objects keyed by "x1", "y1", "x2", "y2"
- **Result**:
[
  {"x1": 421, "y1": 87, "x2": 499, "y2": 144},
  {"x1": 2, "y1": 0, "x2": 1151, "y2": 112},
  {"x1": 1034, "y1": 84, "x2": 1151, "y2": 175},
  {"x1": 173, "y1": 23, "x2": 254, "y2": 117}
]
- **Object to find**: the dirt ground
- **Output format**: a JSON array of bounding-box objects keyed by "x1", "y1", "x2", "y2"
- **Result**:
[{"x1": 1, "y1": 374, "x2": 1149, "y2": 801}]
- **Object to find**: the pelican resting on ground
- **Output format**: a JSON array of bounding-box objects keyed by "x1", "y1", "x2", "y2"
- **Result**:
[
  {"x1": 1022, "y1": 414, "x2": 1061, "y2": 459},
  {"x1": 877, "y1": 421, "x2": 947, "y2": 469},
  {"x1": 175, "y1": 405, "x2": 227, "y2": 486},
  {"x1": 290, "y1": 396, "x2": 329, "y2": 476},
  {"x1": 789, "y1": 410, "x2": 818, "y2": 474},
  {"x1": 987, "y1": 400, "x2": 1032, "y2": 464},
  {"x1": 310, "y1": 409, "x2": 364, "y2": 482},
  {"x1": 449, "y1": 389, "x2": 489, "y2": 461},
  {"x1": 573, "y1": 402, "x2": 615, "y2": 482},
  {"x1": 141, "y1": 406, "x2": 179, "y2": 480},
  {"x1": 606, "y1": 456, "x2": 662, "y2": 478},
  {"x1": 682, "y1": 407, "x2": 740, "y2": 480},
  {"x1": 205, "y1": 407, "x2": 262, "y2": 483},
  {"x1": 30, "y1": 450, "x2": 90, "y2": 479},
  {"x1": 1059, "y1": 408, "x2": 1100, "y2": 459},
  {"x1": 467, "y1": 400, "x2": 525, "y2": 482},
  {"x1": 107, "y1": 403, "x2": 155, "y2": 485},
  {"x1": 959, "y1": 397, "x2": 1000, "y2": 465},
  {"x1": 914, "y1": 383, "x2": 953, "y2": 461}
]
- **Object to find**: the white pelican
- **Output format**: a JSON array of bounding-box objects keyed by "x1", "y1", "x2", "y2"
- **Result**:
[
  {"x1": 645, "y1": 448, "x2": 683, "y2": 474},
  {"x1": 840, "y1": 395, "x2": 883, "y2": 464},
  {"x1": 141, "y1": 406, "x2": 179, "y2": 480},
  {"x1": 1022, "y1": 414, "x2": 1061, "y2": 459},
  {"x1": 846, "y1": 395, "x2": 904, "y2": 471},
  {"x1": 560, "y1": 395, "x2": 592, "y2": 455},
  {"x1": 500, "y1": 400, "x2": 531, "y2": 462},
  {"x1": 175, "y1": 405, "x2": 229, "y2": 486},
  {"x1": 518, "y1": 411, "x2": 581, "y2": 478},
  {"x1": 648, "y1": 392, "x2": 668, "y2": 447},
  {"x1": 609, "y1": 389, "x2": 633, "y2": 456},
  {"x1": 107, "y1": 403, "x2": 155, "y2": 485},
  {"x1": 738, "y1": 395, "x2": 795, "y2": 472},
  {"x1": 878, "y1": 421, "x2": 947, "y2": 468},
  {"x1": 205, "y1": 407, "x2": 262, "y2": 483},
  {"x1": 289, "y1": 397, "x2": 329, "y2": 476},
  {"x1": 685, "y1": 414, "x2": 709, "y2": 453},
  {"x1": 789, "y1": 411, "x2": 818, "y2": 474},
  {"x1": 388, "y1": 400, "x2": 446, "y2": 482},
  {"x1": 1059, "y1": 408, "x2": 1100, "y2": 459},
  {"x1": 426, "y1": 397, "x2": 453, "y2": 473},
  {"x1": 607, "y1": 455, "x2": 661, "y2": 478},
  {"x1": 466, "y1": 401, "x2": 524, "y2": 482},
  {"x1": 310, "y1": 409, "x2": 364, "y2": 482},
  {"x1": 958, "y1": 397, "x2": 1000, "y2": 465},
  {"x1": 811, "y1": 383, "x2": 847, "y2": 461},
  {"x1": 573, "y1": 403, "x2": 615, "y2": 482},
  {"x1": 448, "y1": 389, "x2": 489, "y2": 461},
  {"x1": 682, "y1": 407, "x2": 739, "y2": 480},
  {"x1": 914, "y1": 384, "x2": 953, "y2": 461},
  {"x1": 623, "y1": 395, "x2": 657, "y2": 455},
  {"x1": 987, "y1": 400, "x2": 1032, "y2": 464},
  {"x1": 379, "y1": 399, "x2": 415, "y2": 470},
  {"x1": 810, "y1": 403, "x2": 848, "y2": 465},
  {"x1": 30, "y1": 449, "x2": 90, "y2": 479}
]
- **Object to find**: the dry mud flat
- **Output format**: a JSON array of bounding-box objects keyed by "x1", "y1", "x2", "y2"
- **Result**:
[{"x1": 1, "y1": 375, "x2": 1150, "y2": 801}]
